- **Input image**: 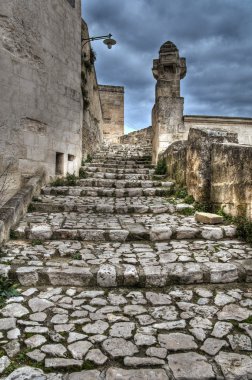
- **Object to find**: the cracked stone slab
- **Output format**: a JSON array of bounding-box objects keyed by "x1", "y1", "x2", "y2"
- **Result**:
[{"x1": 168, "y1": 352, "x2": 215, "y2": 379}]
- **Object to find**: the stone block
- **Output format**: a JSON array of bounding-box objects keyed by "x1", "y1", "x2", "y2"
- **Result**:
[
  {"x1": 195, "y1": 212, "x2": 223, "y2": 224},
  {"x1": 186, "y1": 127, "x2": 238, "y2": 203}
]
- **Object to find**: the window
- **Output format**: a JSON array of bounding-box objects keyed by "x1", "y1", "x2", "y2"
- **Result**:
[
  {"x1": 66, "y1": 0, "x2": 75, "y2": 8},
  {"x1": 56, "y1": 152, "x2": 64, "y2": 175},
  {"x1": 68, "y1": 154, "x2": 75, "y2": 162}
]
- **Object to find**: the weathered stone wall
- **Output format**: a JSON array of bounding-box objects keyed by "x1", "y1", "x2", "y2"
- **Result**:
[
  {"x1": 159, "y1": 141, "x2": 187, "y2": 186},
  {"x1": 81, "y1": 20, "x2": 103, "y2": 158},
  {"x1": 119, "y1": 126, "x2": 152, "y2": 146},
  {"x1": 184, "y1": 115, "x2": 252, "y2": 146},
  {"x1": 160, "y1": 127, "x2": 252, "y2": 219},
  {"x1": 0, "y1": 0, "x2": 83, "y2": 192},
  {"x1": 152, "y1": 41, "x2": 187, "y2": 163},
  {"x1": 211, "y1": 143, "x2": 252, "y2": 219},
  {"x1": 186, "y1": 128, "x2": 238, "y2": 203},
  {"x1": 99, "y1": 85, "x2": 124, "y2": 143}
]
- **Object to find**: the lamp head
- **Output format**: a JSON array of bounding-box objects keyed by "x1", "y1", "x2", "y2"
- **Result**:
[{"x1": 103, "y1": 37, "x2": 117, "y2": 49}]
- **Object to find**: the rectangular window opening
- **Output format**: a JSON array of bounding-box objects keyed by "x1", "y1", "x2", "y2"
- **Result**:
[
  {"x1": 68, "y1": 154, "x2": 75, "y2": 162},
  {"x1": 56, "y1": 152, "x2": 64, "y2": 175}
]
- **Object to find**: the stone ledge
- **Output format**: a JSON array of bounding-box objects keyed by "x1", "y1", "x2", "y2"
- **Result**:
[{"x1": 0, "y1": 172, "x2": 46, "y2": 244}]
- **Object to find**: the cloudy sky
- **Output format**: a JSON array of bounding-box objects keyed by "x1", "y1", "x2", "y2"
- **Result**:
[{"x1": 82, "y1": 0, "x2": 252, "y2": 134}]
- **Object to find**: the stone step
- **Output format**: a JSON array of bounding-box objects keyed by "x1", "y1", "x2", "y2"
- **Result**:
[
  {"x1": 72, "y1": 179, "x2": 173, "y2": 189},
  {"x1": 42, "y1": 186, "x2": 173, "y2": 197},
  {"x1": 93, "y1": 154, "x2": 152, "y2": 160},
  {"x1": 85, "y1": 172, "x2": 156, "y2": 180},
  {"x1": 0, "y1": 283, "x2": 252, "y2": 379},
  {"x1": 29, "y1": 196, "x2": 177, "y2": 214},
  {"x1": 85, "y1": 163, "x2": 155, "y2": 169},
  {"x1": 3, "y1": 239, "x2": 251, "y2": 287},
  {"x1": 86, "y1": 167, "x2": 155, "y2": 174},
  {"x1": 91, "y1": 158, "x2": 152, "y2": 163},
  {"x1": 13, "y1": 211, "x2": 237, "y2": 242}
]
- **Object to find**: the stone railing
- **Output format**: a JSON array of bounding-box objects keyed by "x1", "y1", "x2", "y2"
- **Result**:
[
  {"x1": 0, "y1": 172, "x2": 46, "y2": 244},
  {"x1": 159, "y1": 127, "x2": 252, "y2": 219}
]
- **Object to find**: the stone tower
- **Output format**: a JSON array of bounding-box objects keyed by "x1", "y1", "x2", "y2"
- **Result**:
[{"x1": 152, "y1": 41, "x2": 187, "y2": 162}]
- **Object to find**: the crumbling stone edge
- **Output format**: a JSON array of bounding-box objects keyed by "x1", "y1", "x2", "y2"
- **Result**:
[{"x1": 0, "y1": 171, "x2": 46, "y2": 244}]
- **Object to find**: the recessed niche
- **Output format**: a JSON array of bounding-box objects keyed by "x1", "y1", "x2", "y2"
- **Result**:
[
  {"x1": 68, "y1": 154, "x2": 75, "y2": 162},
  {"x1": 56, "y1": 152, "x2": 64, "y2": 175}
]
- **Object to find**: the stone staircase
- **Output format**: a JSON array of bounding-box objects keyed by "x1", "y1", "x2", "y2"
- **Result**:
[{"x1": 0, "y1": 143, "x2": 251, "y2": 379}]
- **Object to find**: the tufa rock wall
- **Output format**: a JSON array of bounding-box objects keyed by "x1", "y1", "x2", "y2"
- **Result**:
[
  {"x1": 0, "y1": 0, "x2": 83, "y2": 191},
  {"x1": 99, "y1": 85, "x2": 124, "y2": 144},
  {"x1": 81, "y1": 20, "x2": 103, "y2": 158},
  {"x1": 160, "y1": 127, "x2": 252, "y2": 219},
  {"x1": 211, "y1": 143, "x2": 252, "y2": 219},
  {"x1": 186, "y1": 128, "x2": 238, "y2": 203},
  {"x1": 119, "y1": 126, "x2": 152, "y2": 146},
  {"x1": 160, "y1": 140, "x2": 187, "y2": 187}
]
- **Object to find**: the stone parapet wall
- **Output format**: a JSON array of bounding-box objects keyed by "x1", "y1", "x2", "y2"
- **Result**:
[
  {"x1": 119, "y1": 126, "x2": 152, "y2": 146},
  {"x1": 184, "y1": 115, "x2": 252, "y2": 146},
  {"x1": 160, "y1": 127, "x2": 252, "y2": 219},
  {"x1": 0, "y1": 0, "x2": 83, "y2": 188},
  {"x1": 211, "y1": 143, "x2": 252, "y2": 219},
  {"x1": 159, "y1": 140, "x2": 187, "y2": 186},
  {"x1": 81, "y1": 20, "x2": 103, "y2": 158},
  {"x1": 186, "y1": 128, "x2": 238, "y2": 203},
  {"x1": 0, "y1": 172, "x2": 46, "y2": 244},
  {"x1": 99, "y1": 85, "x2": 124, "y2": 143}
]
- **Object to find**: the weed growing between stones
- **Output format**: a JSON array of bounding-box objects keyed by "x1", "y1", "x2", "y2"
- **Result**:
[
  {"x1": 218, "y1": 209, "x2": 252, "y2": 245},
  {"x1": 50, "y1": 173, "x2": 78, "y2": 187},
  {"x1": 183, "y1": 194, "x2": 195, "y2": 204},
  {"x1": 0, "y1": 276, "x2": 19, "y2": 307},
  {"x1": 177, "y1": 207, "x2": 195, "y2": 216},
  {"x1": 31, "y1": 239, "x2": 43, "y2": 247},
  {"x1": 65, "y1": 173, "x2": 78, "y2": 186},
  {"x1": 85, "y1": 154, "x2": 93, "y2": 163},
  {"x1": 237, "y1": 218, "x2": 252, "y2": 244},
  {"x1": 72, "y1": 251, "x2": 82, "y2": 260},
  {"x1": 79, "y1": 167, "x2": 87, "y2": 179},
  {"x1": 174, "y1": 187, "x2": 188, "y2": 199},
  {"x1": 90, "y1": 48, "x2": 96, "y2": 64},
  {"x1": 154, "y1": 159, "x2": 167, "y2": 175},
  {"x1": 9, "y1": 230, "x2": 18, "y2": 239},
  {"x1": 50, "y1": 177, "x2": 66, "y2": 187},
  {"x1": 244, "y1": 316, "x2": 252, "y2": 324},
  {"x1": 194, "y1": 202, "x2": 212, "y2": 213}
]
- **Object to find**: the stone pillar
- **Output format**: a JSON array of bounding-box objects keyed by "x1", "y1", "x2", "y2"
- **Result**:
[{"x1": 152, "y1": 41, "x2": 187, "y2": 163}]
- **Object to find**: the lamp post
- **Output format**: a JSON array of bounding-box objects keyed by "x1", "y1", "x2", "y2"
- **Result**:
[{"x1": 82, "y1": 33, "x2": 117, "y2": 49}]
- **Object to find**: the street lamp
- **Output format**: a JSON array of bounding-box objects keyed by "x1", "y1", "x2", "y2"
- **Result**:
[{"x1": 82, "y1": 34, "x2": 117, "y2": 49}]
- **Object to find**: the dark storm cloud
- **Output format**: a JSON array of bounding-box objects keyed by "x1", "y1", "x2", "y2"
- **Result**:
[{"x1": 82, "y1": 0, "x2": 252, "y2": 132}]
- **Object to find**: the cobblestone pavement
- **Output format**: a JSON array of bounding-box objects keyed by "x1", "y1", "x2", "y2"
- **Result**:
[{"x1": 0, "y1": 144, "x2": 251, "y2": 379}]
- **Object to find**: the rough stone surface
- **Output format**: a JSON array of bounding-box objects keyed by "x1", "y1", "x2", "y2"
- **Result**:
[
  {"x1": 195, "y1": 212, "x2": 223, "y2": 225},
  {"x1": 106, "y1": 368, "x2": 169, "y2": 380},
  {"x1": 68, "y1": 341, "x2": 93, "y2": 359},
  {"x1": 215, "y1": 351, "x2": 252, "y2": 379},
  {"x1": 102, "y1": 338, "x2": 138, "y2": 358},
  {"x1": 158, "y1": 333, "x2": 197, "y2": 351},
  {"x1": 168, "y1": 352, "x2": 215, "y2": 379}
]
